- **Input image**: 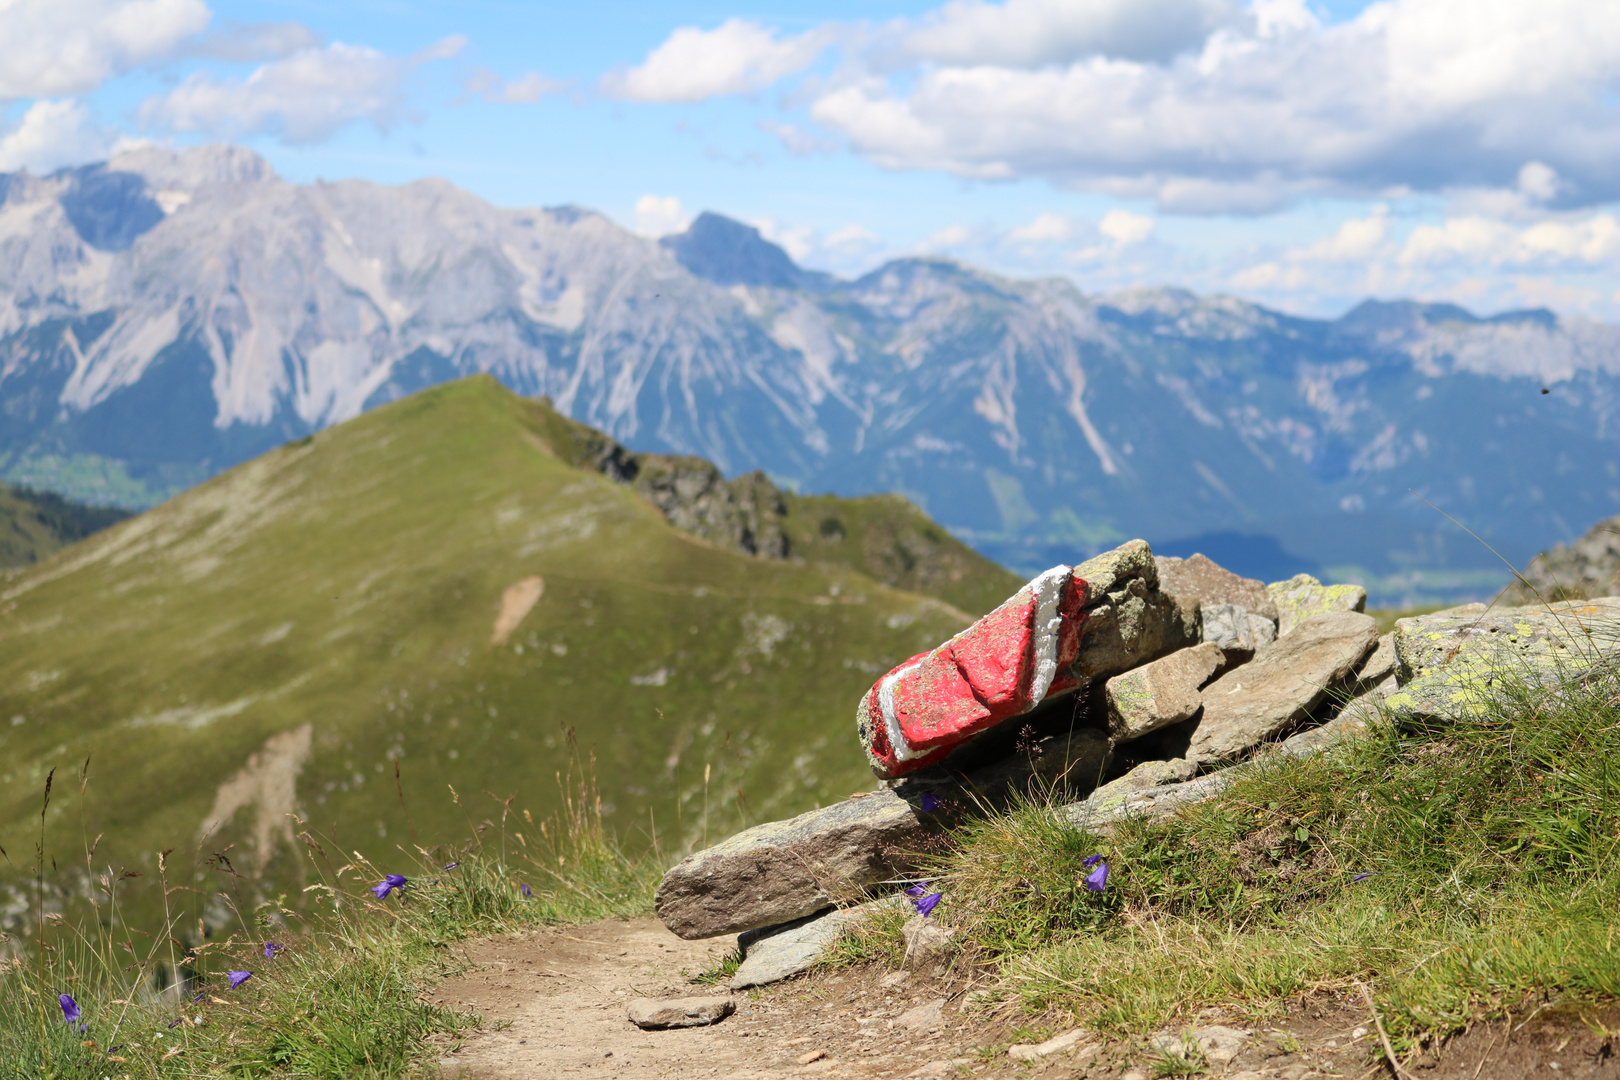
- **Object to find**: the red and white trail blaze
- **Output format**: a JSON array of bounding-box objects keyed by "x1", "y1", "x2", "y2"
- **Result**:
[{"x1": 859, "y1": 565, "x2": 1090, "y2": 778}]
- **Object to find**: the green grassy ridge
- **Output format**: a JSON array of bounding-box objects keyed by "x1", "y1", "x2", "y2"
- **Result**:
[
  {"x1": 0, "y1": 483, "x2": 131, "y2": 569},
  {"x1": 0, "y1": 376, "x2": 1004, "y2": 934},
  {"x1": 838, "y1": 666, "x2": 1620, "y2": 1050}
]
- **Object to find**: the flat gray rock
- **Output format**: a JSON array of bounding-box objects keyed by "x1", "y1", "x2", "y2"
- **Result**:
[
  {"x1": 1186, "y1": 610, "x2": 1379, "y2": 762},
  {"x1": 656, "y1": 727, "x2": 1110, "y2": 939},
  {"x1": 627, "y1": 995, "x2": 734, "y2": 1029},
  {"x1": 1106, "y1": 641, "x2": 1225, "y2": 741},
  {"x1": 1073, "y1": 540, "x2": 1201, "y2": 679},
  {"x1": 1267, "y1": 574, "x2": 1368, "y2": 637},
  {"x1": 1085, "y1": 757, "x2": 1199, "y2": 811},
  {"x1": 1202, "y1": 603, "x2": 1278, "y2": 654},
  {"x1": 730, "y1": 899, "x2": 894, "y2": 989}
]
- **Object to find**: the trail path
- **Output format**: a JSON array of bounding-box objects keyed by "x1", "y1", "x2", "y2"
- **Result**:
[{"x1": 429, "y1": 917, "x2": 1620, "y2": 1080}]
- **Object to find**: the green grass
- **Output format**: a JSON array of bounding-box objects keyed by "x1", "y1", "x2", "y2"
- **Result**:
[
  {"x1": 0, "y1": 758, "x2": 660, "y2": 1079},
  {"x1": 0, "y1": 375, "x2": 1007, "y2": 934},
  {"x1": 0, "y1": 483, "x2": 131, "y2": 569},
  {"x1": 839, "y1": 663, "x2": 1620, "y2": 1050}
]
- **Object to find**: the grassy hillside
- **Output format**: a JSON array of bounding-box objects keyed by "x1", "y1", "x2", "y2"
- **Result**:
[
  {"x1": 0, "y1": 376, "x2": 1005, "y2": 932},
  {"x1": 0, "y1": 482, "x2": 130, "y2": 567}
]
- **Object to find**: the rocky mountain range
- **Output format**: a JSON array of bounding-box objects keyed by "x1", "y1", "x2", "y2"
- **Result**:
[{"x1": 3, "y1": 145, "x2": 1617, "y2": 604}]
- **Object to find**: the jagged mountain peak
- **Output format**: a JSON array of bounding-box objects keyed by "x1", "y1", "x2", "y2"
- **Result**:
[
  {"x1": 104, "y1": 143, "x2": 277, "y2": 190},
  {"x1": 660, "y1": 211, "x2": 825, "y2": 290}
]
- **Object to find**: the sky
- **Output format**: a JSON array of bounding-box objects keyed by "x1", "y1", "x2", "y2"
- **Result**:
[{"x1": 2, "y1": 0, "x2": 1618, "y2": 320}]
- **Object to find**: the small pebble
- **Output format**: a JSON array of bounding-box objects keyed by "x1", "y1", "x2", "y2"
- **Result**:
[{"x1": 797, "y1": 1048, "x2": 828, "y2": 1064}]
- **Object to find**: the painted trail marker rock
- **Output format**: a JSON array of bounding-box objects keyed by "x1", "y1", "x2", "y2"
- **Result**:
[{"x1": 856, "y1": 540, "x2": 1195, "y2": 779}]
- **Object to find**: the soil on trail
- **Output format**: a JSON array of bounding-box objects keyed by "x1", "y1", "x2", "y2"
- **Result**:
[{"x1": 430, "y1": 917, "x2": 1620, "y2": 1080}]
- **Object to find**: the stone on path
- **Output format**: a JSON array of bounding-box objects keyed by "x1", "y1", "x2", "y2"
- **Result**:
[
  {"x1": 857, "y1": 539, "x2": 1195, "y2": 780},
  {"x1": 1008, "y1": 1028, "x2": 1096, "y2": 1061},
  {"x1": 1186, "y1": 611, "x2": 1379, "y2": 762},
  {"x1": 657, "y1": 727, "x2": 1109, "y2": 939},
  {"x1": 1157, "y1": 554, "x2": 1278, "y2": 621},
  {"x1": 730, "y1": 901, "x2": 889, "y2": 990},
  {"x1": 897, "y1": 999, "x2": 946, "y2": 1031},
  {"x1": 1268, "y1": 574, "x2": 1368, "y2": 636},
  {"x1": 626, "y1": 995, "x2": 734, "y2": 1030},
  {"x1": 1106, "y1": 641, "x2": 1226, "y2": 741},
  {"x1": 1202, "y1": 603, "x2": 1278, "y2": 655},
  {"x1": 1388, "y1": 598, "x2": 1620, "y2": 722},
  {"x1": 1152, "y1": 1026, "x2": 1251, "y2": 1065},
  {"x1": 900, "y1": 914, "x2": 957, "y2": 973}
]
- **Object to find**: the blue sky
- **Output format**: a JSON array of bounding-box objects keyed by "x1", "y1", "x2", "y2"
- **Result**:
[{"x1": 4, "y1": 0, "x2": 1618, "y2": 319}]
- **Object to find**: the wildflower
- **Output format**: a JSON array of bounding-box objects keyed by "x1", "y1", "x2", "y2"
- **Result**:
[
  {"x1": 371, "y1": 873, "x2": 408, "y2": 899},
  {"x1": 226, "y1": 971, "x2": 252, "y2": 990},
  {"x1": 263, "y1": 941, "x2": 283, "y2": 959},
  {"x1": 1082, "y1": 857, "x2": 1109, "y2": 893},
  {"x1": 913, "y1": 891, "x2": 943, "y2": 917},
  {"x1": 444, "y1": 862, "x2": 459, "y2": 870},
  {"x1": 920, "y1": 793, "x2": 942, "y2": 812},
  {"x1": 519, "y1": 883, "x2": 533, "y2": 899},
  {"x1": 1351, "y1": 872, "x2": 1372, "y2": 883},
  {"x1": 904, "y1": 881, "x2": 930, "y2": 898},
  {"x1": 59, "y1": 994, "x2": 82, "y2": 1026}
]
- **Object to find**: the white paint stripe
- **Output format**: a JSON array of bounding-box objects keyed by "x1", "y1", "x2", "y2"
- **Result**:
[
  {"x1": 878, "y1": 658, "x2": 927, "y2": 761},
  {"x1": 1026, "y1": 565, "x2": 1073, "y2": 706}
]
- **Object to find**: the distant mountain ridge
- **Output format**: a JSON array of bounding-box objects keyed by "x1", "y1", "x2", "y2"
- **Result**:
[{"x1": 2, "y1": 145, "x2": 1617, "y2": 604}]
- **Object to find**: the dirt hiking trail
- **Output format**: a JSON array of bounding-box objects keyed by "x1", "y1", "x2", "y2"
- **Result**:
[{"x1": 430, "y1": 917, "x2": 1620, "y2": 1080}]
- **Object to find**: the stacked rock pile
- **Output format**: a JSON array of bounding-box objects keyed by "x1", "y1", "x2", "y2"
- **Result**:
[{"x1": 652, "y1": 539, "x2": 1620, "y2": 989}]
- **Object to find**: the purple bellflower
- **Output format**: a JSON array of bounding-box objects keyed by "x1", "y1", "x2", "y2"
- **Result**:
[
  {"x1": 519, "y1": 883, "x2": 533, "y2": 899},
  {"x1": 59, "y1": 994, "x2": 83, "y2": 1027},
  {"x1": 444, "y1": 862, "x2": 459, "y2": 870},
  {"x1": 227, "y1": 971, "x2": 252, "y2": 990},
  {"x1": 371, "y1": 874, "x2": 408, "y2": 899},
  {"x1": 904, "y1": 882, "x2": 930, "y2": 898},
  {"x1": 1082, "y1": 856, "x2": 1109, "y2": 892},
  {"x1": 913, "y1": 891, "x2": 944, "y2": 917},
  {"x1": 264, "y1": 941, "x2": 283, "y2": 959},
  {"x1": 919, "y1": 793, "x2": 942, "y2": 812},
  {"x1": 1351, "y1": 872, "x2": 1373, "y2": 883}
]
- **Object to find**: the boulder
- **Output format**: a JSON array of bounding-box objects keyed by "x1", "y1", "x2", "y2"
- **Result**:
[
  {"x1": 1387, "y1": 598, "x2": 1620, "y2": 723},
  {"x1": 1083, "y1": 758, "x2": 1199, "y2": 812},
  {"x1": 1350, "y1": 632, "x2": 1397, "y2": 699},
  {"x1": 730, "y1": 899, "x2": 893, "y2": 989},
  {"x1": 1267, "y1": 574, "x2": 1368, "y2": 636},
  {"x1": 657, "y1": 726, "x2": 1110, "y2": 938},
  {"x1": 1201, "y1": 603, "x2": 1278, "y2": 655},
  {"x1": 1106, "y1": 641, "x2": 1226, "y2": 741},
  {"x1": 856, "y1": 539, "x2": 1195, "y2": 780},
  {"x1": 1156, "y1": 554, "x2": 1278, "y2": 621},
  {"x1": 1185, "y1": 611, "x2": 1379, "y2": 762},
  {"x1": 626, "y1": 995, "x2": 734, "y2": 1029}
]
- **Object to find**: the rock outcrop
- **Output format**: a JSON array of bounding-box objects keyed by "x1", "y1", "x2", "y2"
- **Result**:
[
  {"x1": 1105, "y1": 641, "x2": 1226, "y2": 742},
  {"x1": 1509, "y1": 516, "x2": 1620, "y2": 604},
  {"x1": 1268, "y1": 574, "x2": 1368, "y2": 636}
]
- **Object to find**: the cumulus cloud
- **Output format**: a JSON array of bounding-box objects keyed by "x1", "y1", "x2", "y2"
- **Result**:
[
  {"x1": 464, "y1": 68, "x2": 565, "y2": 104},
  {"x1": 1400, "y1": 213, "x2": 1620, "y2": 269},
  {"x1": 617, "y1": 0, "x2": 1620, "y2": 213},
  {"x1": 602, "y1": 19, "x2": 835, "y2": 103},
  {"x1": 0, "y1": 0, "x2": 210, "y2": 99},
  {"x1": 136, "y1": 37, "x2": 464, "y2": 144},
  {"x1": 0, "y1": 99, "x2": 118, "y2": 171},
  {"x1": 192, "y1": 20, "x2": 323, "y2": 62},
  {"x1": 634, "y1": 194, "x2": 688, "y2": 237},
  {"x1": 905, "y1": 0, "x2": 1245, "y2": 66}
]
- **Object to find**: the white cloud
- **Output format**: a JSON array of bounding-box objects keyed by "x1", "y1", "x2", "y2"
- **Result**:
[
  {"x1": 1008, "y1": 212, "x2": 1074, "y2": 245},
  {"x1": 136, "y1": 37, "x2": 464, "y2": 144},
  {"x1": 1098, "y1": 209, "x2": 1154, "y2": 245},
  {"x1": 0, "y1": 99, "x2": 117, "y2": 171},
  {"x1": 1400, "y1": 213, "x2": 1620, "y2": 269},
  {"x1": 905, "y1": 0, "x2": 1246, "y2": 66},
  {"x1": 0, "y1": 0, "x2": 210, "y2": 99},
  {"x1": 464, "y1": 69, "x2": 565, "y2": 104},
  {"x1": 624, "y1": 0, "x2": 1620, "y2": 213},
  {"x1": 757, "y1": 119, "x2": 839, "y2": 156},
  {"x1": 602, "y1": 19, "x2": 834, "y2": 103},
  {"x1": 634, "y1": 194, "x2": 687, "y2": 237}
]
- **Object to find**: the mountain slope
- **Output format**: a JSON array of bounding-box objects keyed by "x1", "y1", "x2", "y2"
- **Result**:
[
  {"x1": 0, "y1": 483, "x2": 129, "y2": 567},
  {"x1": 0, "y1": 376, "x2": 1001, "y2": 931},
  {"x1": 3, "y1": 145, "x2": 1617, "y2": 602}
]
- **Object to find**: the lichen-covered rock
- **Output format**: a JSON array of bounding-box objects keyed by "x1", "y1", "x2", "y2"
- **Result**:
[
  {"x1": 1508, "y1": 516, "x2": 1620, "y2": 605},
  {"x1": 1387, "y1": 598, "x2": 1620, "y2": 722},
  {"x1": 1186, "y1": 610, "x2": 1379, "y2": 762},
  {"x1": 730, "y1": 898, "x2": 896, "y2": 989},
  {"x1": 1106, "y1": 641, "x2": 1226, "y2": 741},
  {"x1": 856, "y1": 539, "x2": 1193, "y2": 780},
  {"x1": 1202, "y1": 603, "x2": 1278, "y2": 655},
  {"x1": 1351, "y1": 632, "x2": 1397, "y2": 699},
  {"x1": 1156, "y1": 554, "x2": 1278, "y2": 621},
  {"x1": 656, "y1": 727, "x2": 1110, "y2": 938},
  {"x1": 1084, "y1": 757, "x2": 1199, "y2": 812},
  {"x1": 1267, "y1": 574, "x2": 1368, "y2": 636}
]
